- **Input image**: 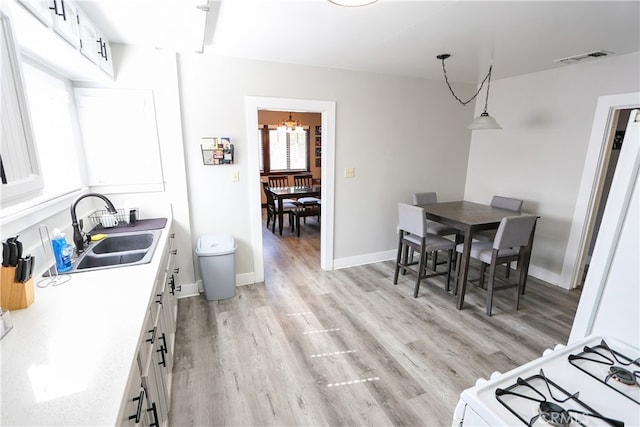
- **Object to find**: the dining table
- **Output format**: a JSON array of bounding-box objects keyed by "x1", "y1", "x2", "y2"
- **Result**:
[
  {"x1": 268, "y1": 185, "x2": 321, "y2": 235},
  {"x1": 415, "y1": 201, "x2": 536, "y2": 310}
]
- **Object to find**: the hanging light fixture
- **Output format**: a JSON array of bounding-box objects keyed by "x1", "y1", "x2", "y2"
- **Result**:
[
  {"x1": 281, "y1": 112, "x2": 300, "y2": 129},
  {"x1": 437, "y1": 54, "x2": 501, "y2": 130}
]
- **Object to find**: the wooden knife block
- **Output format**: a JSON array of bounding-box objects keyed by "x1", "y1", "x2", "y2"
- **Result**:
[{"x1": 0, "y1": 266, "x2": 34, "y2": 310}]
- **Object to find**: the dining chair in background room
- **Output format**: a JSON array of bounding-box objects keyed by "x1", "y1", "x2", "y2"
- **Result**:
[
  {"x1": 293, "y1": 174, "x2": 321, "y2": 222},
  {"x1": 268, "y1": 176, "x2": 290, "y2": 188},
  {"x1": 291, "y1": 203, "x2": 321, "y2": 237},
  {"x1": 412, "y1": 192, "x2": 458, "y2": 269},
  {"x1": 261, "y1": 181, "x2": 296, "y2": 234},
  {"x1": 455, "y1": 214, "x2": 537, "y2": 316},
  {"x1": 393, "y1": 203, "x2": 456, "y2": 298}
]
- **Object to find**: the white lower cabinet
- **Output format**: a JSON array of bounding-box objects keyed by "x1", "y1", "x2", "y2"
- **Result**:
[{"x1": 117, "y1": 230, "x2": 179, "y2": 426}]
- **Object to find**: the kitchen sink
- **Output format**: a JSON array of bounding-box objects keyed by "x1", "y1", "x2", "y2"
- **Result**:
[
  {"x1": 90, "y1": 233, "x2": 155, "y2": 254},
  {"x1": 53, "y1": 230, "x2": 162, "y2": 274}
]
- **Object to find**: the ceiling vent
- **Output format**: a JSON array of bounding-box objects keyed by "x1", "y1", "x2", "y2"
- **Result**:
[{"x1": 554, "y1": 50, "x2": 613, "y2": 64}]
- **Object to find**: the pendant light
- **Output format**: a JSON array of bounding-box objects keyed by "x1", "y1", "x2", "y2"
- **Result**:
[{"x1": 437, "y1": 54, "x2": 501, "y2": 130}]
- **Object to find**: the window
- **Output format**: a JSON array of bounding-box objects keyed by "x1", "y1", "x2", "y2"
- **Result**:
[{"x1": 259, "y1": 126, "x2": 309, "y2": 173}]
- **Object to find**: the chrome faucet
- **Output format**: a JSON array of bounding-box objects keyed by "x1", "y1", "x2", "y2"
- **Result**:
[{"x1": 70, "y1": 192, "x2": 118, "y2": 254}]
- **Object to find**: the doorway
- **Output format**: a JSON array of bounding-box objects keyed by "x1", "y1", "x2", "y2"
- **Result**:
[
  {"x1": 245, "y1": 96, "x2": 336, "y2": 284},
  {"x1": 565, "y1": 93, "x2": 640, "y2": 289}
]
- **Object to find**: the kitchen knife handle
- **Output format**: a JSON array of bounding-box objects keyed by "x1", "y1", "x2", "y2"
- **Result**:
[
  {"x1": 7, "y1": 241, "x2": 18, "y2": 266},
  {"x1": 15, "y1": 259, "x2": 24, "y2": 282},
  {"x1": 2, "y1": 242, "x2": 9, "y2": 267}
]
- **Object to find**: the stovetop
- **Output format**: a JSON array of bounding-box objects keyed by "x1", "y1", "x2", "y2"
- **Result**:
[{"x1": 459, "y1": 336, "x2": 639, "y2": 426}]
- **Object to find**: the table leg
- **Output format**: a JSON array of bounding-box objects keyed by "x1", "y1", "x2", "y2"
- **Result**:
[{"x1": 456, "y1": 229, "x2": 473, "y2": 310}]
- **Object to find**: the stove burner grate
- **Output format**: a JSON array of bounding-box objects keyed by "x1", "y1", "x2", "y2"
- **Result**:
[
  {"x1": 539, "y1": 402, "x2": 571, "y2": 427},
  {"x1": 568, "y1": 339, "x2": 640, "y2": 404},
  {"x1": 495, "y1": 369, "x2": 624, "y2": 427}
]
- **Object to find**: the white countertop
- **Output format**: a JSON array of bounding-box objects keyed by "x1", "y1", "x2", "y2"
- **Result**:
[{"x1": 0, "y1": 218, "x2": 172, "y2": 426}]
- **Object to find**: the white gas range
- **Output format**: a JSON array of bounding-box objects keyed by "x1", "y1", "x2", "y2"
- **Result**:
[{"x1": 453, "y1": 335, "x2": 639, "y2": 426}]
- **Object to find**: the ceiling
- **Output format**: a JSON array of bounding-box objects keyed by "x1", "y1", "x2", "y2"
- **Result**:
[{"x1": 80, "y1": 0, "x2": 640, "y2": 84}]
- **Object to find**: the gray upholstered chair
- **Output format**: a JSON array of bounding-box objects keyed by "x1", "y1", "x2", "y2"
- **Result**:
[
  {"x1": 393, "y1": 203, "x2": 456, "y2": 297},
  {"x1": 455, "y1": 214, "x2": 537, "y2": 316},
  {"x1": 262, "y1": 181, "x2": 296, "y2": 234},
  {"x1": 412, "y1": 192, "x2": 458, "y2": 269}
]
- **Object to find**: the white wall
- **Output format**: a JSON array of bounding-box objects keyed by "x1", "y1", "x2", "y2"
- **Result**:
[
  {"x1": 177, "y1": 54, "x2": 475, "y2": 281},
  {"x1": 464, "y1": 52, "x2": 640, "y2": 288}
]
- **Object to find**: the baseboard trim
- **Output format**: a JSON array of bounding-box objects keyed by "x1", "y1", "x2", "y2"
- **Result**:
[{"x1": 333, "y1": 249, "x2": 396, "y2": 270}]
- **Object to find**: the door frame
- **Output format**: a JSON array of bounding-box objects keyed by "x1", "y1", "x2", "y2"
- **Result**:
[
  {"x1": 245, "y1": 96, "x2": 336, "y2": 283},
  {"x1": 563, "y1": 92, "x2": 640, "y2": 289}
]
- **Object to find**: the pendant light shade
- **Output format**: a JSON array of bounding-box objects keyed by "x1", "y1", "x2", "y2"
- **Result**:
[{"x1": 468, "y1": 112, "x2": 502, "y2": 130}]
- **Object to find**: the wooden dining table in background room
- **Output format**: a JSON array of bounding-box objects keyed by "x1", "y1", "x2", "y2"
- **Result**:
[
  {"x1": 268, "y1": 185, "x2": 321, "y2": 235},
  {"x1": 416, "y1": 201, "x2": 537, "y2": 310}
]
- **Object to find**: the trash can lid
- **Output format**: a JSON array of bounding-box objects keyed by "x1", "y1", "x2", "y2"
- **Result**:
[{"x1": 195, "y1": 233, "x2": 236, "y2": 256}]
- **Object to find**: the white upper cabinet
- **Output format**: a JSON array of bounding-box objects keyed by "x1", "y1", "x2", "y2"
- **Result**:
[
  {"x1": 50, "y1": 0, "x2": 80, "y2": 49},
  {"x1": 15, "y1": 0, "x2": 51, "y2": 26},
  {"x1": 78, "y1": 11, "x2": 113, "y2": 77},
  {"x1": 12, "y1": 0, "x2": 113, "y2": 81}
]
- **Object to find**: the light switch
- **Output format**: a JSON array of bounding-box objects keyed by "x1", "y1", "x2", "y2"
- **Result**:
[
  {"x1": 344, "y1": 167, "x2": 355, "y2": 178},
  {"x1": 232, "y1": 169, "x2": 239, "y2": 182}
]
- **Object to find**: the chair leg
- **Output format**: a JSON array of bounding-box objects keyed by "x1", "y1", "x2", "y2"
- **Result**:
[
  {"x1": 431, "y1": 251, "x2": 438, "y2": 271},
  {"x1": 445, "y1": 249, "x2": 453, "y2": 292},
  {"x1": 401, "y1": 244, "x2": 409, "y2": 276},
  {"x1": 515, "y1": 258, "x2": 526, "y2": 310},
  {"x1": 296, "y1": 213, "x2": 301, "y2": 237},
  {"x1": 393, "y1": 233, "x2": 404, "y2": 284},
  {"x1": 486, "y1": 261, "x2": 497, "y2": 316},
  {"x1": 505, "y1": 262, "x2": 511, "y2": 278},
  {"x1": 479, "y1": 264, "x2": 487, "y2": 288},
  {"x1": 413, "y1": 246, "x2": 426, "y2": 298},
  {"x1": 453, "y1": 252, "x2": 461, "y2": 296}
]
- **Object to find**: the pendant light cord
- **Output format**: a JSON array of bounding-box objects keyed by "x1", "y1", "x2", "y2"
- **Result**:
[{"x1": 439, "y1": 56, "x2": 492, "y2": 112}]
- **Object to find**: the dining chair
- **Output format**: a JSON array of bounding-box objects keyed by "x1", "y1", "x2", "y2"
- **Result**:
[
  {"x1": 412, "y1": 192, "x2": 458, "y2": 269},
  {"x1": 262, "y1": 181, "x2": 296, "y2": 234},
  {"x1": 293, "y1": 174, "x2": 321, "y2": 205},
  {"x1": 291, "y1": 204, "x2": 321, "y2": 237},
  {"x1": 474, "y1": 195, "x2": 524, "y2": 278},
  {"x1": 268, "y1": 176, "x2": 290, "y2": 188},
  {"x1": 455, "y1": 214, "x2": 537, "y2": 316},
  {"x1": 393, "y1": 203, "x2": 456, "y2": 297}
]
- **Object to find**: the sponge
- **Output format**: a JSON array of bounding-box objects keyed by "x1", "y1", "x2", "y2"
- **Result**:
[{"x1": 89, "y1": 234, "x2": 108, "y2": 241}]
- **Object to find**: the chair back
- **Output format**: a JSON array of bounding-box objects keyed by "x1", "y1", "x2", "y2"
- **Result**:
[
  {"x1": 493, "y1": 215, "x2": 537, "y2": 250},
  {"x1": 412, "y1": 192, "x2": 437, "y2": 205},
  {"x1": 398, "y1": 203, "x2": 426, "y2": 238},
  {"x1": 293, "y1": 174, "x2": 313, "y2": 187},
  {"x1": 262, "y1": 181, "x2": 275, "y2": 207},
  {"x1": 268, "y1": 176, "x2": 289, "y2": 188},
  {"x1": 491, "y1": 195, "x2": 523, "y2": 213}
]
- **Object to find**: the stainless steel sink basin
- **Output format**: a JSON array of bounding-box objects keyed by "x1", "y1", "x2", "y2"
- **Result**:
[{"x1": 62, "y1": 230, "x2": 162, "y2": 274}]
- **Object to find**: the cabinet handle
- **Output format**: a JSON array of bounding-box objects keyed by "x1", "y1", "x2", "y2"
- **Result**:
[
  {"x1": 147, "y1": 402, "x2": 159, "y2": 427},
  {"x1": 159, "y1": 332, "x2": 168, "y2": 354},
  {"x1": 96, "y1": 38, "x2": 102, "y2": 56},
  {"x1": 173, "y1": 267, "x2": 180, "y2": 274},
  {"x1": 170, "y1": 249, "x2": 177, "y2": 255},
  {"x1": 157, "y1": 344, "x2": 166, "y2": 367},
  {"x1": 146, "y1": 327, "x2": 156, "y2": 344},
  {"x1": 155, "y1": 293, "x2": 163, "y2": 305},
  {"x1": 59, "y1": 0, "x2": 67, "y2": 20},
  {"x1": 128, "y1": 388, "x2": 145, "y2": 423},
  {"x1": 170, "y1": 233, "x2": 175, "y2": 238},
  {"x1": 101, "y1": 41, "x2": 108, "y2": 60},
  {"x1": 169, "y1": 275, "x2": 175, "y2": 295}
]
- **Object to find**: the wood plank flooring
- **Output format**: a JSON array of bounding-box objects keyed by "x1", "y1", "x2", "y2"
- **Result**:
[{"x1": 169, "y1": 216, "x2": 581, "y2": 426}]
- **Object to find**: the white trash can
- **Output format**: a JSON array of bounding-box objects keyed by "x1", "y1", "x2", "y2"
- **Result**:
[{"x1": 195, "y1": 234, "x2": 237, "y2": 300}]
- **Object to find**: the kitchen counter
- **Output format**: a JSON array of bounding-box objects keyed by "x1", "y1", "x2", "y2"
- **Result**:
[{"x1": 0, "y1": 216, "x2": 173, "y2": 426}]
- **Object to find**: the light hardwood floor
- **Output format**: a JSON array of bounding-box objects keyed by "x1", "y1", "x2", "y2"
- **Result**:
[{"x1": 169, "y1": 215, "x2": 581, "y2": 426}]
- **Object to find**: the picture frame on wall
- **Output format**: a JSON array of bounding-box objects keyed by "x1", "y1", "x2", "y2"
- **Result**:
[
  {"x1": 315, "y1": 136, "x2": 321, "y2": 147},
  {"x1": 315, "y1": 158, "x2": 321, "y2": 167},
  {"x1": 315, "y1": 125, "x2": 321, "y2": 136},
  {"x1": 315, "y1": 147, "x2": 321, "y2": 156}
]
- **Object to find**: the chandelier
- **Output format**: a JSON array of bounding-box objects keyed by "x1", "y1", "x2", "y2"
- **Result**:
[
  {"x1": 279, "y1": 112, "x2": 304, "y2": 131},
  {"x1": 437, "y1": 54, "x2": 501, "y2": 130}
]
